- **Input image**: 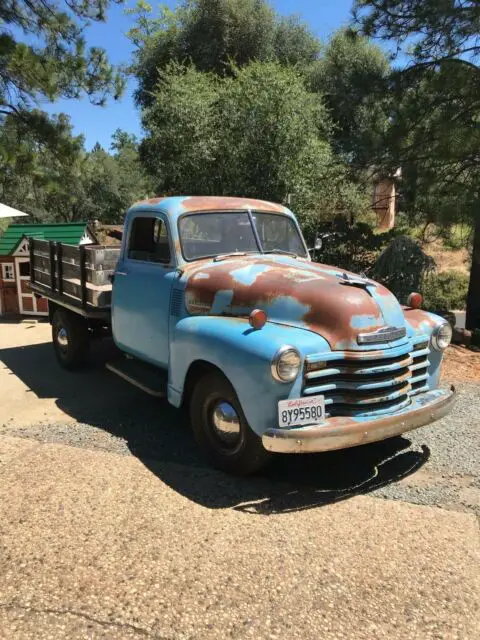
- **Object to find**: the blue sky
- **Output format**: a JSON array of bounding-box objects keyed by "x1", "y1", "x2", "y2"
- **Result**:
[{"x1": 43, "y1": 0, "x2": 355, "y2": 149}]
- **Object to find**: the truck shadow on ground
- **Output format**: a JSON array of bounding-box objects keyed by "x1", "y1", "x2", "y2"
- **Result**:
[{"x1": 0, "y1": 337, "x2": 430, "y2": 515}]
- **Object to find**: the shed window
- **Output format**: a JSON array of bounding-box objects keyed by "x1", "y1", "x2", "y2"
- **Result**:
[
  {"x1": 1, "y1": 263, "x2": 14, "y2": 281},
  {"x1": 128, "y1": 217, "x2": 171, "y2": 264},
  {"x1": 19, "y1": 262, "x2": 31, "y2": 278}
]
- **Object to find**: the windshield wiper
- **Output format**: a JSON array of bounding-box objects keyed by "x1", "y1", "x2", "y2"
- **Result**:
[
  {"x1": 213, "y1": 251, "x2": 258, "y2": 262},
  {"x1": 263, "y1": 249, "x2": 298, "y2": 258}
]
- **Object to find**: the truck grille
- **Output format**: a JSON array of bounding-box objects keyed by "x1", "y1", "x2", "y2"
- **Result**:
[{"x1": 303, "y1": 337, "x2": 430, "y2": 418}]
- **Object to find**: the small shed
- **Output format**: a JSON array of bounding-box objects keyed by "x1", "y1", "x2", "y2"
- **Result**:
[{"x1": 0, "y1": 223, "x2": 96, "y2": 316}]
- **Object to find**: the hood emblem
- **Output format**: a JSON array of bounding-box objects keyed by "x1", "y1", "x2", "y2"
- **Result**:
[
  {"x1": 357, "y1": 326, "x2": 406, "y2": 345},
  {"x1": 338, "y1": 272, "x2": 372, "y2": 288}
]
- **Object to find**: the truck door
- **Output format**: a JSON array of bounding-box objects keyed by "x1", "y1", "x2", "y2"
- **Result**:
[{"x1": 112, "y1": 212, "x2": 177, "y2": 368}]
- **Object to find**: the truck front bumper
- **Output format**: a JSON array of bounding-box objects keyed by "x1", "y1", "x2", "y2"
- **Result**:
[{"x1": 262, "y1": 385, "x2": 456, "y2": 454}]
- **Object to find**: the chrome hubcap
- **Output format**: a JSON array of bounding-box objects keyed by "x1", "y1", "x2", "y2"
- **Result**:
[
  {"x1": 57, "y1": 327, "x2": 69, "y2": 348},
  {"x1": 212, "y1": 401, "x2": 241, "y2": 446}
]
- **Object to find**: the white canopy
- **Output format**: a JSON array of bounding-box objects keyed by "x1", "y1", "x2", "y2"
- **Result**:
[{"x1": 0, "y1": 203, "x2": 28, "y2": 219}]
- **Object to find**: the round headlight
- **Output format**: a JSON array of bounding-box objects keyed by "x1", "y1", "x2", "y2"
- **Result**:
[
  {"x1": 432, "y1": 322, "x2": 452, "y2": 351},
  {"x1": 271, "y1": 347, "x2": 302, "y2": 383}
]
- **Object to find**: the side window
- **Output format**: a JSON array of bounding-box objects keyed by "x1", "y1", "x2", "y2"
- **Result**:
[{"x1": 128, "y1": 216, "x2": 171, "y2": 264}]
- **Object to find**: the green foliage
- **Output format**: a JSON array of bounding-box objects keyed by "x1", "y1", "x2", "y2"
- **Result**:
[
  {"x1": 440, "y1": 224, "x2": 473, "y2": 251},
  {"x1": 309, "y1": 29, "x2": 392, "y2": 173},
  {"x1": 354, "y1": 0, "x2": 479, "y2": 327},
  {"x1": 140, "y1": 63, "x2": 220, "y2": 194},
  {"x1": 388, "y1": 64, "x2": 479, "y2": 230},
  {"x1": 373, "y1": 235, "x2": 436, "y2": 303},
  {"x1": 0, "y1": 114, "x2": 153, "y2": 224},
  {"x1": 0, "y1": 112, "x2": 85, "y2": 220},
  {"x1": 213, "y1": 62, "x2": 332, "y2": 207},
  {"x1": 140, "y1": 61, "x2": 370, "y2": 222},
  {"x1": 128, "y1": 0, "x2": 321, "y2": 108},
  {"x1": 313, "y1": 220, "x2": 396, "y2": 275},
  {"x1": 354, "y1": 1, "x2": 479, "y2": 232},
  {"x1": 353, "y1": 1, "x2": 479, "y2": 65},
  {"x1": 274, "y1": 16, "x2": 322, "y2": 66},
  {"x1": 130, "y1": 1, "x2": 393, "y2": 228},
  {"x1": 423, "y1": 270, "x2": 469, "y2": 313},
  {"x1": 0, "y1": 1, "x2": 125, "y2": 120}
]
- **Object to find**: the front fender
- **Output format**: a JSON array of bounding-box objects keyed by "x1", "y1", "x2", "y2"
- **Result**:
[
  {"x1": 169, "y1": 316, "x2": 329, "y2": 436},
  {"x1": 403, "y1": 308, "x2": 447, "y2": 389}
]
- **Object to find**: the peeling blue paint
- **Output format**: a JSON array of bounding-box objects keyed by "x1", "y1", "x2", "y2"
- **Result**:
[
  {"x1": 231, "y1": 264, "x2": 271, "y2": 285},
  {"x1": 211, "y1": 289, "x2": 234, "y2": 314},
  {"x1": 350, "y1": 314, "x2": 383, "y2": 330}
]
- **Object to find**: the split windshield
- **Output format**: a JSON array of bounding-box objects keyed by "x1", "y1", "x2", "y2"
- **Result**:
[{"x1": 178, "y1": 211, "x2": 307, "y2": 261}]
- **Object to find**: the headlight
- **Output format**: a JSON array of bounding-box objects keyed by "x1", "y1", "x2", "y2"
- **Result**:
[
  {"x1": 432, "y1": 323, "x2": 452, "y2": 351},
  {"x1": 271, "y1": 347, "x2": 302, "y2": 383}
]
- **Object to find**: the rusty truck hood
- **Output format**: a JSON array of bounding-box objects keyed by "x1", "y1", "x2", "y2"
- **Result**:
[{"x1": 182, "y1": 255, "x2": 405, "y2": 350}]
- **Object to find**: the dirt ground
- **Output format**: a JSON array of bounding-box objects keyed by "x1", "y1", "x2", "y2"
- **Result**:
[
  {"x1": 424, "y1": 240, "x2": 470, "y2": 275},
  {"x1": 442, "y1": 344, "x2": 480, "y2": 383}
]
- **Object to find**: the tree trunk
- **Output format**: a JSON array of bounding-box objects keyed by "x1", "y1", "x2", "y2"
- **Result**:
[{"x1": 466, "y1": 213, "x2": 480, "y2": 330}]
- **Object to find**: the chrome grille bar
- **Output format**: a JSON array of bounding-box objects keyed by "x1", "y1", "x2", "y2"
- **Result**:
[{"x1": 303, "y1": 335, "x2": 431, "y2": 417}]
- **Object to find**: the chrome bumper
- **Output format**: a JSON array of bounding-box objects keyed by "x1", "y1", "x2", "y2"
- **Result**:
[{"x1": 262, "y1": 385, "x2": 456, "y2": 454}]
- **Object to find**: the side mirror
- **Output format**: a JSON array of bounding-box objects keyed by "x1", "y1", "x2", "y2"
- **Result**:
[{"x1": 309, "y1": 234, "x2": 322, "y2": 256}]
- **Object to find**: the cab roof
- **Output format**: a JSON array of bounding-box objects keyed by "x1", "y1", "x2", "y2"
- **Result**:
[{"x1": 130, "y1": 195, "x2": 292, "y2": 219}]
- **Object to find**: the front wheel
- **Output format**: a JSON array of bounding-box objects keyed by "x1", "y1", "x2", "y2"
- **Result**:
[
  {"x1": 190, "y1": 372, "x2": 271, "y2": 475},
  {"x1": 52, "y1": 309, "x2": 90, "y2": 370}
]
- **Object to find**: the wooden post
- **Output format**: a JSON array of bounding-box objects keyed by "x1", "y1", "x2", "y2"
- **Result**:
[
  {"x1": 466, "y1": 213, "x2": 480, "y2": 331},
  {"x1": 79, "y1": 244, "x2": 87, "y2": 308},
  {"x1": 29, "y1": 238, "x2": 35, "y2": 285},
  {"x1": 49, "y1": 241, "x2": 56, "y2": 292},
  {"x1": 56, "y1": 242, "x2": 63, "y2": 295}
]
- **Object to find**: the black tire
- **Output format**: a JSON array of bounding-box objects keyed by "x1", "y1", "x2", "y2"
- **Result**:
[
  {"x1": 190, "y1": 371, "x2": 271, "y2": 475},
  {"x1": 52, "y1": 309, "x2": 90, "y2": 370}
]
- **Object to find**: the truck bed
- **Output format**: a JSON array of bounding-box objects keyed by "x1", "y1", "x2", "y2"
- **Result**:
[{"x1": 30, "y1": 238, "x2": 120, "y2": 315}]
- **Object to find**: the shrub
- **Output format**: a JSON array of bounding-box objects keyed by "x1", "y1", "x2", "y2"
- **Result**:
[
  {"x1": 372, "y1": 235, "x2": 436, "y2": 304},
  {"x1": 311, "y1": 219, "x2": 396, "y2": 275},
  {"x1": 422, "y1": 270, "x2": 469, "y2": 313}
]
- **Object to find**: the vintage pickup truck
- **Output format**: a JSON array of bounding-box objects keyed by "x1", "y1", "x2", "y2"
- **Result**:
[{"x1": 30, "y1": 196, "x2": 456, "y2": 474}]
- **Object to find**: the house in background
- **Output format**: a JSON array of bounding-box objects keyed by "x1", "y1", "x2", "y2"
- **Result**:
[{"x1": 0, "y1": 223, "x2": 96, "y2": 316}]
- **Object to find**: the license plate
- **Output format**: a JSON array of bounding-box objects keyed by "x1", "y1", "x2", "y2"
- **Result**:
[{"x1": 278, "y1": 395, "x2": 325, "y2": 428}]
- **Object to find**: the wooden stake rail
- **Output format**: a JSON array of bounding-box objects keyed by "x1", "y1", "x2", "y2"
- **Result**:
[{"x1": 30, "y1": 238, "x2": 120, "y2": 309}]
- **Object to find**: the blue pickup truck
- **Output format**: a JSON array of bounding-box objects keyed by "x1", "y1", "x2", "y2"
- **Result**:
[{"x1": 30, "y1": 196, "x2": 456, "y2": 474}]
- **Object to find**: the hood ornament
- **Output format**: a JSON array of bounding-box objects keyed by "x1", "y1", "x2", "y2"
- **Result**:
[{"x1": 337, "y1": 272, "x2": 372, "y2": 288}]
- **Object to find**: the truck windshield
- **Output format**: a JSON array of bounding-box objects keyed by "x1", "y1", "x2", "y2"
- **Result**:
[{"x1": 179, "y1": 211, "x2": 307, "y2": 261}]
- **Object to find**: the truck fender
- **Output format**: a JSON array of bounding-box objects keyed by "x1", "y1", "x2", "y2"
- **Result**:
[
  {"x1": 403, "y1": 307, "x2": 447, "y2": 389},
  {"x1": 168, "y1": 316, "x2": 329, "y2": 436}
]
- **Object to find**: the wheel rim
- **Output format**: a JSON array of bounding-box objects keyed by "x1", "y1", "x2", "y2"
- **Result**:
[
  {"x1": 211, "y1": 401, "x2": 241, "y2": 448},
  {"x1": 57, "y1": 326, "x2": 69, "y2": 349}
]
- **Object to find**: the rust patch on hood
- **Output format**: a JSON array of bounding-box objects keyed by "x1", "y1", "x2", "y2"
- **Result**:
[{"x1": 182, "y1": 256, "x2": 403, "y2": 350}]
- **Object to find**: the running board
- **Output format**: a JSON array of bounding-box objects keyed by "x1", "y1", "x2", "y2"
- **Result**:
[{"x1": 106, "y1": 357, "x2": 167, "y2": 398}]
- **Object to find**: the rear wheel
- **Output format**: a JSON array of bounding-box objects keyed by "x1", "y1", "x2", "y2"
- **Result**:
[
  {"x1": 190, "y1": 371, "x2": 271, "y2": 475},
  {"x1": 52, "y1": 309, "x2": 90, "y2": 370}
]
